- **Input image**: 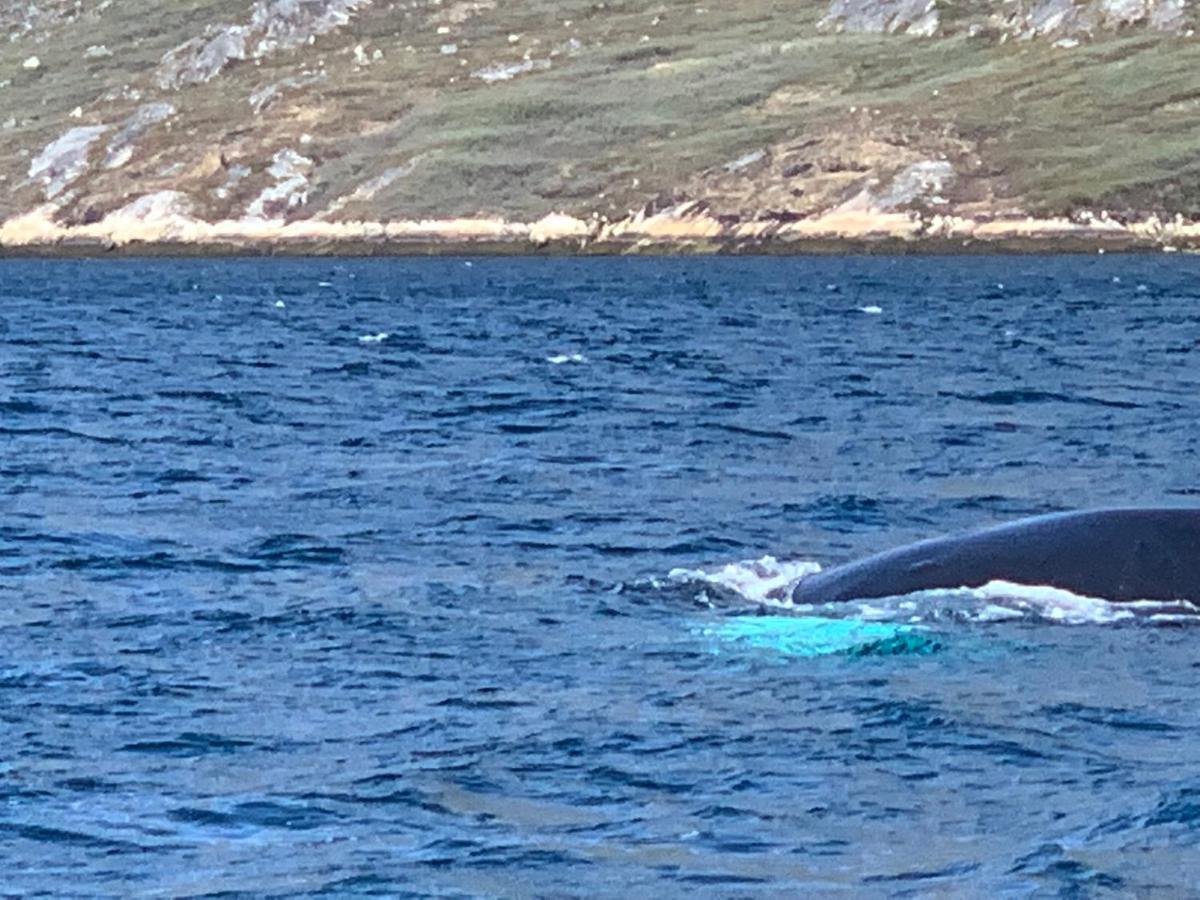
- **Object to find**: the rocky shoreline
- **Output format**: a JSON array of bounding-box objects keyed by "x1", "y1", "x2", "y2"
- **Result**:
[
  {"x1": 5, "y1": 1, "x2": 1199, "y2": 261},
  {"x1": 2, "y1": 202, "x2": 1197, "y2": 256}
]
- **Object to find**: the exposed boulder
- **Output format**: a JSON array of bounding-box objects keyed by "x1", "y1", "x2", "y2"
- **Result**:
[
  {"x1": 245, "y1": 149, "x2": 314, "y2": 220},
  {"x1": 430, "y1": 0, "x2": 497, "y2": 27},
  {"x1": 875, "y1": 160, "x2": 954, "y2": 210},
  {"x1": 831, "y1": 159, "x2": 955, "y2": 213},
  {"x1": 821, "y1": 0, "x2": 1193, "y2": 37},
  {"x1": 213, "y1": 162, "x2": 252, "y2": 201},
  {"x1": 820, "y1": 0, "x2": 940, "y2": 36},
  {"x1": 1148, "y1": 0, "x2": 1189, "y2": 29},
  {"x1": 248, "y1": 74, "x2": 326, "y2": 114},
  {"x1": 250, "y1": 0, "x2": 373, "y2": 54},
  {"x1": 471, "y1": 58, "x2": 552, "y2": 83},
  {"x1": 1019, "y1": 0, "x2": 1190, "y2": 34},
  {"x1": 2, "y1": 0, "x2": 102, "y2": 40},
  {"x1": 529, "y1": 212, "x2": 593, "y2": 244},
  {"x1": 104, "y1": 102, "x2": 175, "y2": 169},
  {"x1": 157, "y1": 26, "x2": 251, "y2": 90},
  {"x1": 29, "y1": 125, "x2": 108, "y2": 200},
  {"x1": 156, "y1": 0, "x2": 371, "y2": 90},
  {"x1": 99, "y1": 191, "x2": 200, "y2": 243}
]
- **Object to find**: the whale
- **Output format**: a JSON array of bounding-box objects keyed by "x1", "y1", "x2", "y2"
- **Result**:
[{"x1": 790, "y1": 508, "x2": 1200, "y2": 605}]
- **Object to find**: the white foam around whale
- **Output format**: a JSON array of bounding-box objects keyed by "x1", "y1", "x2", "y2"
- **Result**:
[
  {"x1": 667, "y1": 555, "x2": 821, "y2": 605},
  {"x1": 667, "y1": 557, "x2": 1200, "y2": 626}
]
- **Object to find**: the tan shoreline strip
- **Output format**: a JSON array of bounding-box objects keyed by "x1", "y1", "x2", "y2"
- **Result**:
[{"x1": 2, "y1": 197, "x2": 1198, "y2": 253}]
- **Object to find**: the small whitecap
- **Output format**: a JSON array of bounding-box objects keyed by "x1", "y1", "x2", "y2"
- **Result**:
[
  {"x1": 463, "y1": 261, "x2": 474, "y2": 268},
  {"x1": 318, "y1": 281, "x2": 333, "y2": 287},
  {"x1": 1136, "y1": 283, "x2": 1149, "y2": 293},
  {"x1": 859, "y1": 305, "x2": 883, "y2": 315},
  {"x1": 546, "y1": 353, "x2": 586, "y2": 364},
  {"x1": 359, "y1": 332, "x2": 390, "y2": 344},
  {"x1": 274, "y1": 300, "x2": 286, "y2": 308}
]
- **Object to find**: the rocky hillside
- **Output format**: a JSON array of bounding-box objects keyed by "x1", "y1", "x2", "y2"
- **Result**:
[{"x1": 1, "y1": 0, "x2": 1199, "y2": 250}]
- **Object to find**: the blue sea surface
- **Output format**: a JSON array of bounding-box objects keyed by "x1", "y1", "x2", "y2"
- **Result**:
[{"x1": 2, "y1": 255, "x2": 1200, "y2": 895}]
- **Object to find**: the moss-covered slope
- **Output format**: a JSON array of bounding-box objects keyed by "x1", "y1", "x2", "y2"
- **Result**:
[{"x1": 1, "y1": 0, "x2": 1198, "y2": 238}]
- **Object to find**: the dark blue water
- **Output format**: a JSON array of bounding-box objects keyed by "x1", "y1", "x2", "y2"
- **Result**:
[{"x1": 3, "y1": 256, "x2": 1200, "y2": 896}]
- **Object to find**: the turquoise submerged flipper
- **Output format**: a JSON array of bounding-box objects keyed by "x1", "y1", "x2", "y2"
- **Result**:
[{"x1": 701, "y1": 616, "x2": 940, "y2": 658}]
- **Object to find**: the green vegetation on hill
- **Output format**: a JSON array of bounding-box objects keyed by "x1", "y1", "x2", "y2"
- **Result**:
[{"x1": 1, "y1": 0, "x2": 1198, "y2": 228}]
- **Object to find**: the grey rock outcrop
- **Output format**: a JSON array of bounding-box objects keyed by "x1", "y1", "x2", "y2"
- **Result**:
[
  {"x1": 821, "y1": 0, "x2": 1193, "y2": 37},
  {"x1": 820, "y1": 0, "x2": 940, "y2": 35},
  {"x1": 157, "y1": 26, "x2": 251, "y2": 90},
  {"x1": 2, "y1": 0, "x2": 99, "y2": 40},
  {"x1": 1019, "y1": 0, "x2": 1190, "y2": 33},
  {"x1": 249, "y1": 0, "x2": 373, "y2": 54},
  {"x1": 875, "y1": 160, "x2": 954, "y2": 209},
  {"x1": 245, "y1": 149, "x2": 314, "y2": 220},
  {"x1": 1148, "y1": 0, "x2": 1189, "y2": 29},
  {"x1": 104, "y1": 102, "x2": 176, "y2": 169},
  {"x1": 156, "y1": 0, "x2": 372, "y2": 90},
  {"x1": 112, "y1": 190, "x2": 196, "y2": 224},
  {"x1": 29, "y1": 125, "x2": 108, "y2": 200},
  {"x1": 470, "y1": 58, "x2": 553, "y2": 83},
  {"x1": 248, "y1": 74, "x2": 326, "y2": 114}
]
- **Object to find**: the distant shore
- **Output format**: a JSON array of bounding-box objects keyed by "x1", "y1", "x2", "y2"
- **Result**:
[
  {"x1": 2, "y1": 203, "x2": 1197, "y2": 257},
  {"x1": 0, "y1": 237, "x2": 1188, "y2": 258}
]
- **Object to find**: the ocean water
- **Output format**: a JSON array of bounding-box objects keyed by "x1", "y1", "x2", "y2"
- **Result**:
[{"x1": 2, "y1": 255, "x2": 1200, "y2": 896}]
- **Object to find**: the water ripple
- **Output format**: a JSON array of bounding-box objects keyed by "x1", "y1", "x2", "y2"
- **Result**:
[{"x1": 2, "y1": 256, "x2": 1200, "y2": 894}]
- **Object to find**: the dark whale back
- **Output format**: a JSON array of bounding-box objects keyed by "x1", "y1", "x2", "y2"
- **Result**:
[{"x1": 791, "y1": 508, "x2": 1200, "y2": 605}]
